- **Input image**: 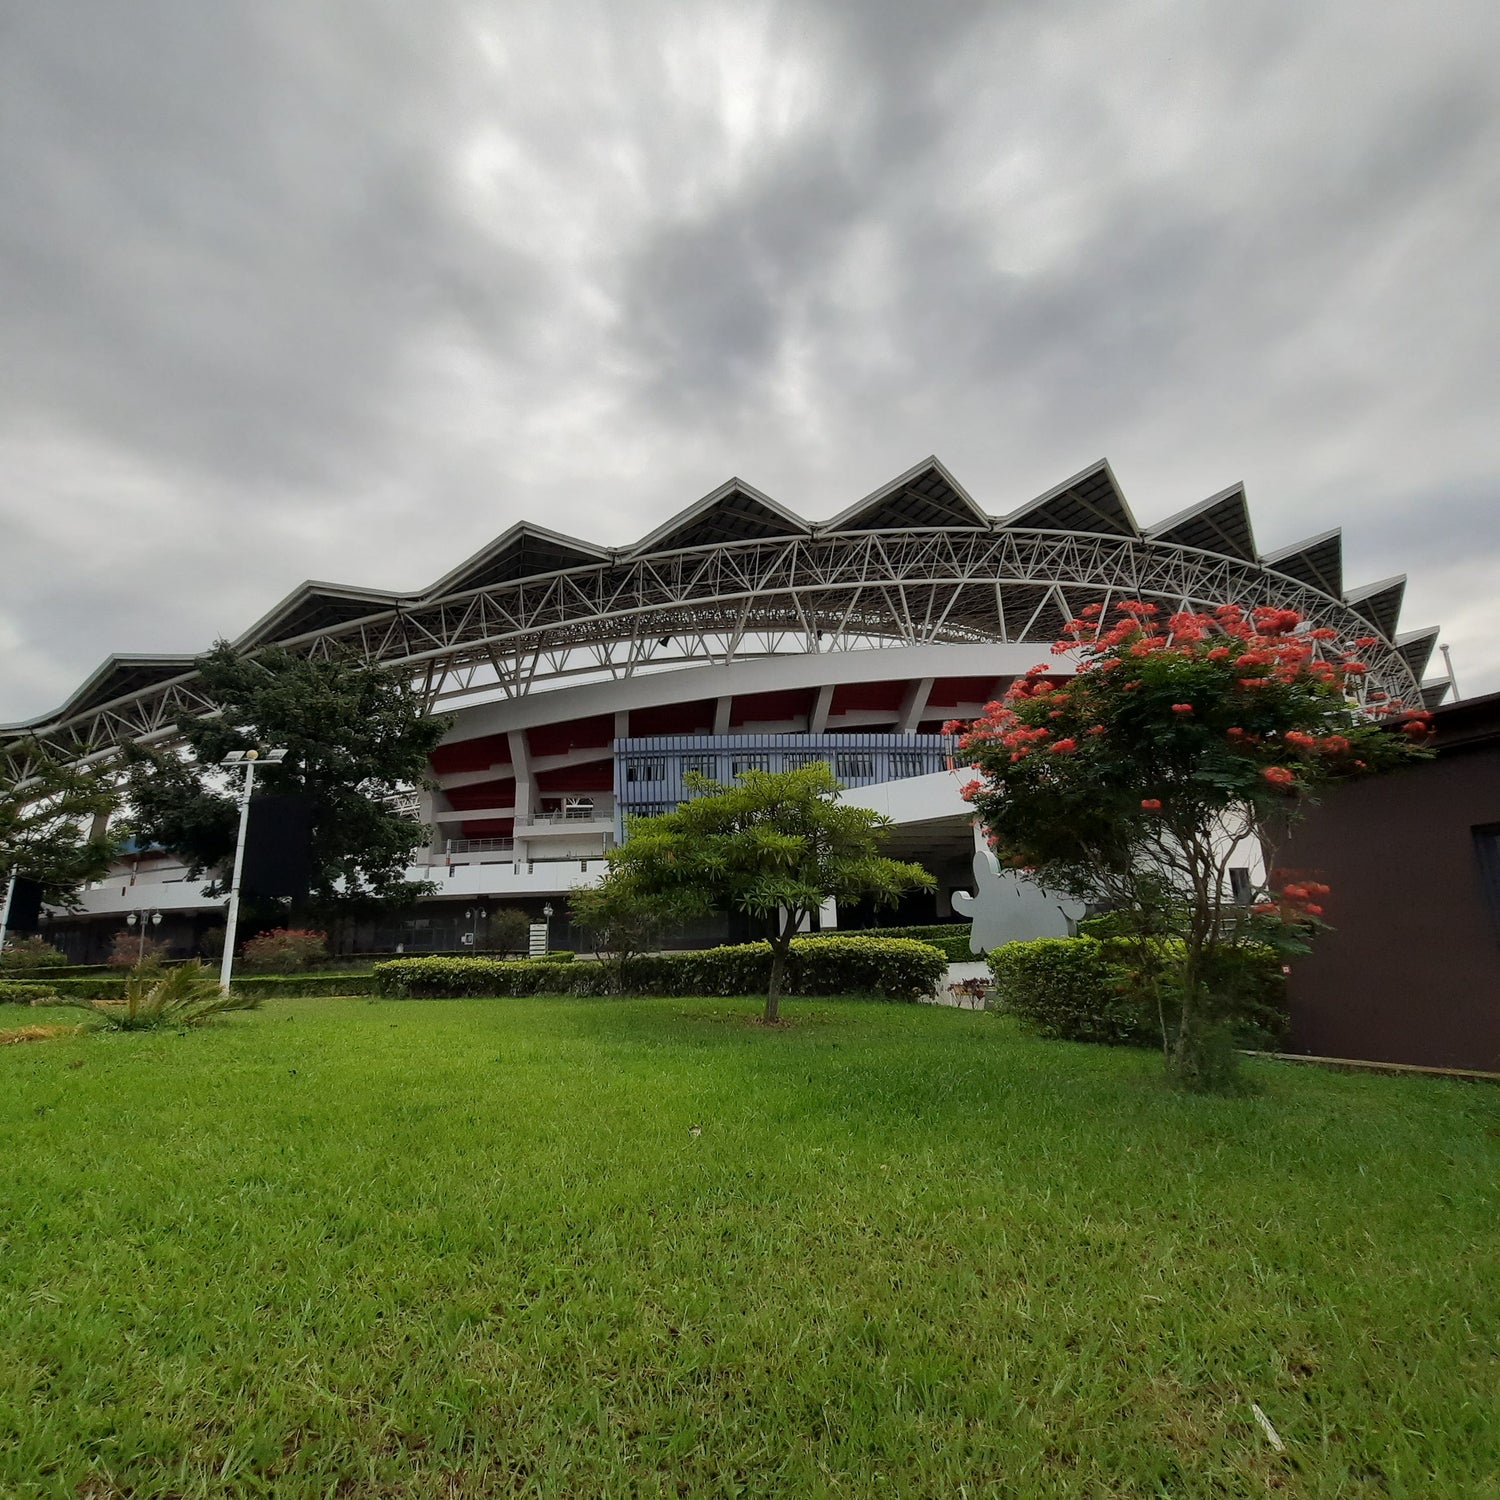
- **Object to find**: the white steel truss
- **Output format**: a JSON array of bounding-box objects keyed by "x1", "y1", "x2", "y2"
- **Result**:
[{"x1": 2, "y1": 527, "x2": 1423, "y2": 776}]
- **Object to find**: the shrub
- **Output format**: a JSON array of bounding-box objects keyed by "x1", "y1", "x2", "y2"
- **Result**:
[
  {"x1": 809, "y1": 928, "x2": 972, "y2": 961},
  {"x1": 51, "y1": 961, "x2": 261, "y2": 1030},
  {"x1": 241, "y1": 928, "x2": 329, "y2": 972},
  {"x1": 0, "y1": 937, "x2": 69, "y2": 973},
  {"x1": 107, "y1": 931, "x2": 169, "y2": 970},
  {"x1": 198, "y1": 926, "x2": 226, "y2": 960},
  {"x1": 529, "y1": 949, "x2": 574, "y2": 963},
  {"x1": 988, "y1": 938, "x2": 1160, "y2": 1047},
  {"x1": 373, "y1": 936, "x2": 946, "y2": 1003},
  {"x1": 0, "y1": 980, "x2": 59, "y2": 1005},
  {"x1": 490, "y1": 908, "x2": 531, "y2": 955},
  {"x1": 987, "y1": 937, "x2": 1288, "y2": 1050}
]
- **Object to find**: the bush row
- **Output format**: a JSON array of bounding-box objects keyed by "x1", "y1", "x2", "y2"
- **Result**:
[
  {"x1": 374, "y1": 936, "x2": 948, "y2": 1002},
  {"x1": 986, "y1": 937, "x2": 1287, "y2": 1050},
  {"x1": 0, "y1": 981, "x2": 60, "y2": 1005}
]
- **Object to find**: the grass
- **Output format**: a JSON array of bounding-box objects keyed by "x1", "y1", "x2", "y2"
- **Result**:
[{"x1": 1, "y1": 996, "x2": 1496, "y2": 1499}]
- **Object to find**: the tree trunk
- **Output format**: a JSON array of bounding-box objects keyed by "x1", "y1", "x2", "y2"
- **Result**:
[
  {"x1": 1168, "y1": 945, "x2": 1238, "y2": 1093},
  {"x1": 764, "y1": 940, "x2": 787, "y2": 1023}
]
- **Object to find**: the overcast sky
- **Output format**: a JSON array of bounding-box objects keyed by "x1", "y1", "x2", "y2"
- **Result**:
[{"x1": 3, "y1": 0, "x2": 1497, "y2": 722}]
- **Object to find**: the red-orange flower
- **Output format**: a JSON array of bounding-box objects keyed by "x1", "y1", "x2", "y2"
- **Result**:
[
  {"x1": 1171, "y1": 703, "x2": 1194, "y2": 714},
  {"x1": 1262, "y1": 765, "x2": 1295, "y2": 787},
  {"x1": 1140, "y1": 798, "x2": 1162, "y2": 810}
]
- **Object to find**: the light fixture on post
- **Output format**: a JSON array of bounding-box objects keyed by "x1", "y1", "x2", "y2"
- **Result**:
[
  {"x1": 218, "y1": 746, "x2": 288, "y2": 992},
  {"x1": 542, "y1": 902, "x2": 554, "y2": 952},
  {"x1": 125, "y1": 908, "x2": 163, "y2": 964},
  {"x1": 463, "y1": 905, "x2": 488, "y2": 948}
]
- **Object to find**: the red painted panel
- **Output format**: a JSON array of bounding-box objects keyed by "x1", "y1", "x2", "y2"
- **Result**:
[
  {"x1": 534, "y1": 761, "x2": 615, "y2": 792},
  {"x1": 729, "y1": 688, "x2": 815, "y2": 728},
  {"x1": 926, "y1": 676, "x2": 1000, "y2": 708},
  {"x1": 629, "y1": 699, "x2": 717, "y2": 736},
  {"x1": 526, "y1": 714, "x2": 615, "y2": 759},
  {"x1": 444, "y1": 777, "x2": 516, "y2": 812},
  {"x1": 429, "y1": 733, "x2": 511, "y2": 776},
  {"x1": 459, "y1": 816, "x2": 514, "y2": 838},
  {"x1": 828, "y1": 680, "x2": 907, "y2": 715}
]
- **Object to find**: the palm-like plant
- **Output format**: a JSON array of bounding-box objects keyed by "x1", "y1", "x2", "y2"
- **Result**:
[{"x1": 56, "y1": 961, "x2": 261, "y2": 1030}]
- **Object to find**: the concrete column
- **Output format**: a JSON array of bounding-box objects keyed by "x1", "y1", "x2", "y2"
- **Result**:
[
  {"x1": 713, "y1": 696, "x2": 732, "y2": 734},
  {"x1": 508, "y1": 730, "x2": 533, "y2": 873},
  {"x1": 810, "y1": 683, "x2": 835, "y2": 734},
  {"x1": 818, "y1": 897, "x2": 838, "y2": 930},
  {"x1": 898, "y1": 677, "x2": 934, "y2": 734}
]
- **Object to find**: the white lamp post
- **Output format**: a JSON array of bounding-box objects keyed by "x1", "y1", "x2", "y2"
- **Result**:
[
  {"x1": 218, "y1": 748, "x2": 287, "y2": 992},
  {"x1": 125, "y1": 908, "x2": 163, "y2": 964}
]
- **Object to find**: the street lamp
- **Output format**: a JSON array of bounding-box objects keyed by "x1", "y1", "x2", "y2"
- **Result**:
[
  {"x1": 542, "y1": 902, "x2": 554, "y2": 953},
  {"x1": 218, "y1": 747, "x2": 288, "y2": 992},
  {"x1": 464, "y1": 906, "x2": 487, "y2": 949},
  {"x1": 125, "y1": 909, "x2": 163, "y2": 964}
]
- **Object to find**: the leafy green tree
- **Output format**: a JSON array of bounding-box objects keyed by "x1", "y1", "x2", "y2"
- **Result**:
[
  {"x1": 570, "y1": 870, "x2": 679, "y2": 992},
  {"x1": 126, "y1": 643, "x2": 449, "y2": 923},
  {"x1": 956, "y1": 600, "x2": 1432, "y2": 1091},
  {"x1": 608, "y1": 762, "x2": 934, "y2": 1022},
  {"x1": 0, "y1": 737, "x2": 119, "y2": 911}
]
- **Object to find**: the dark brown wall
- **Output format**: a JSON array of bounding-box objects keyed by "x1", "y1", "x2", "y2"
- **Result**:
[{"x1": 1280, "y1": 737, "x2": 1500, "y2": 1071}]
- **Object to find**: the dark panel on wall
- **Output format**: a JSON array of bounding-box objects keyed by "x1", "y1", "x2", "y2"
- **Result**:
[
  {"x1": 526, "y1": 715, "x2": 615, "y2": 759},
  {"x1": 728, "y1": 688, "x2": 815, "y2": 727},
  {"x1": 430, "y1": 734, "x2": 511, "y2": 776},
  {"x1": 629, "y1": 699, "x2": 716, "y2": 736},
  {"x1": 7, "y1": 877, "x2": 43, "y2": 933},
  {"x1": 828, "y1": 680, "x2": 907, "y2": 715},
  {"x1": 443, "y1": 776, "x2": 516, "y2": 811},
  {"x1": 1280, "y1": 706, "x2": 1500, "y2": 1071},
  {"x1": 241, "y1": 795, "x2": 315, "y2": 901},
  {"x1": 534, "y1": 761, "x2": 615, "y2": 792}
]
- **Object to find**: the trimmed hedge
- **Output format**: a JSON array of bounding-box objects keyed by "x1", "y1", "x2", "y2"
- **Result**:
[
  {"x1": 986, "y1": 936, "x2": 1287, "y2": 1049},
  {"x1": 34, "y1": 973, "x2": 380, "y2": 1001},
  {"x1": 374, "y1": 936, "x2": 947, "y2": 1002},
  {"x1": 228, "y1": 974, "x2": 377, "y2": 999},
  {"x1": 803, "y1": 929, "x2": 973, "y2": 961},
  {"x1": 0, "y1": 981, "x2": 60, "y2": 1005}
]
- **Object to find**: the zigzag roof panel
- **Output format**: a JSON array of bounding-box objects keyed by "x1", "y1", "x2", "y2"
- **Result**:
[
  {"x1": 1420, "y1": 679, "x2": 1452, "y2": 711},
  {"x1": 1261, "y1": 529, "x2": 1343, "y2": 599},
  {"x1": 1004, "y1": 459, "x2": 1139, "y2": 537},
  {"x1": 1394, "y1": 626, "x2": 1439, "y2": 681},
  {"x1": 628, "y1": 479, "x2": 809, "y2": 554},
  {"x1": 1344, "y1": 574, "x2": 1406, "y2": 641},
  {"x1": 825, "y1": 458, "x2": 989, "y2": 531},
  {"x1": 35, "y1": 654, "x2": 200, "y2": 724},
  {"x1": 426, "y1": 522, "x2": 610, "y2": 597},
  {"x1": 235, "y1": 582, "x2": 404, "y2": 650},
  {"x1": 1145, "y1": 483, "x2": 1257, "y2": 561}
]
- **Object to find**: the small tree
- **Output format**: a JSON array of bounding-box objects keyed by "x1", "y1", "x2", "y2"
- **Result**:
[
  {"x1": 1, "y1": 737, "x2": 120, "y2": 909},
  {"x1": 570, "y1": 871, "x2": 678, "y2": 991},
  {"x1": 106, "y1": 930, "x2": 170, "y2": 971},
  {"x1": 490, "y1": 907, "x2": 531, "y2": 956},
  {"x1": 956, "y1": 601, "x2": 1432, "y2": 1091},
  {"x1": 240, "y1": 928, "x2": 329, "y2": 972},
  {"x1": 608, "y1": 763, "x2": 934, "y2": 1022},
  {"x1": 125, "y1": 642, "x2": 449, "y2": 923}
]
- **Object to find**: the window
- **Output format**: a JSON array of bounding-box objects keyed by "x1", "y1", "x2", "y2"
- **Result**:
[
  {"x1": 680, "y1": 754, "x2": 717, "y2": 780},
  {"x1": 785, "y1": 752, "x2": 831, "y2": 771},
  {"x1": 889, "y1": 753, "x2": 930, "y2": 779},
  {"x1": 835, "y1": 753, "x2": 875, "y2": 780},
  {"x1": 731, "y1": 754, "x2": 773, "y2": 777},
  {"x1": 1475, "y1": 824, "x2": 1500, "y2": 938},
  {"x1": 625, "y1": 758, "x2": 667, "y2": 783},
  {"x1": 624, "y1": 801, "x2": 671, "y2": 819}
]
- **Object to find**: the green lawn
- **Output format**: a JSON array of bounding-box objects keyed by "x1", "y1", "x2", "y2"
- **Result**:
[{"x1": 2, "y1": 997, "x2": 1496, "y2": 1498}]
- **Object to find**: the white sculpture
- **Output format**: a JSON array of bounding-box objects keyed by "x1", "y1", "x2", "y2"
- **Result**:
[{"x1": 951, "y1": 828, "x2": 1086, "y2": 953}]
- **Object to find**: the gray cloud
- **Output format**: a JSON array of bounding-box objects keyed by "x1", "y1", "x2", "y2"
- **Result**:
[{"x1": 2, "y1": 0, "x2": 1497, "y2": 722}]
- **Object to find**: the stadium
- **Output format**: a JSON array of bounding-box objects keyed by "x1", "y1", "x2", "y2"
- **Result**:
[{"x1": 3, "y1": 455, "x2": 1447, "y2": 958}]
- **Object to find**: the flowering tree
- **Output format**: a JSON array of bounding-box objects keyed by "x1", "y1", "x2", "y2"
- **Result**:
[{"x1": 953, "y1": 600, "x2": 1433, "y2": 1090}]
